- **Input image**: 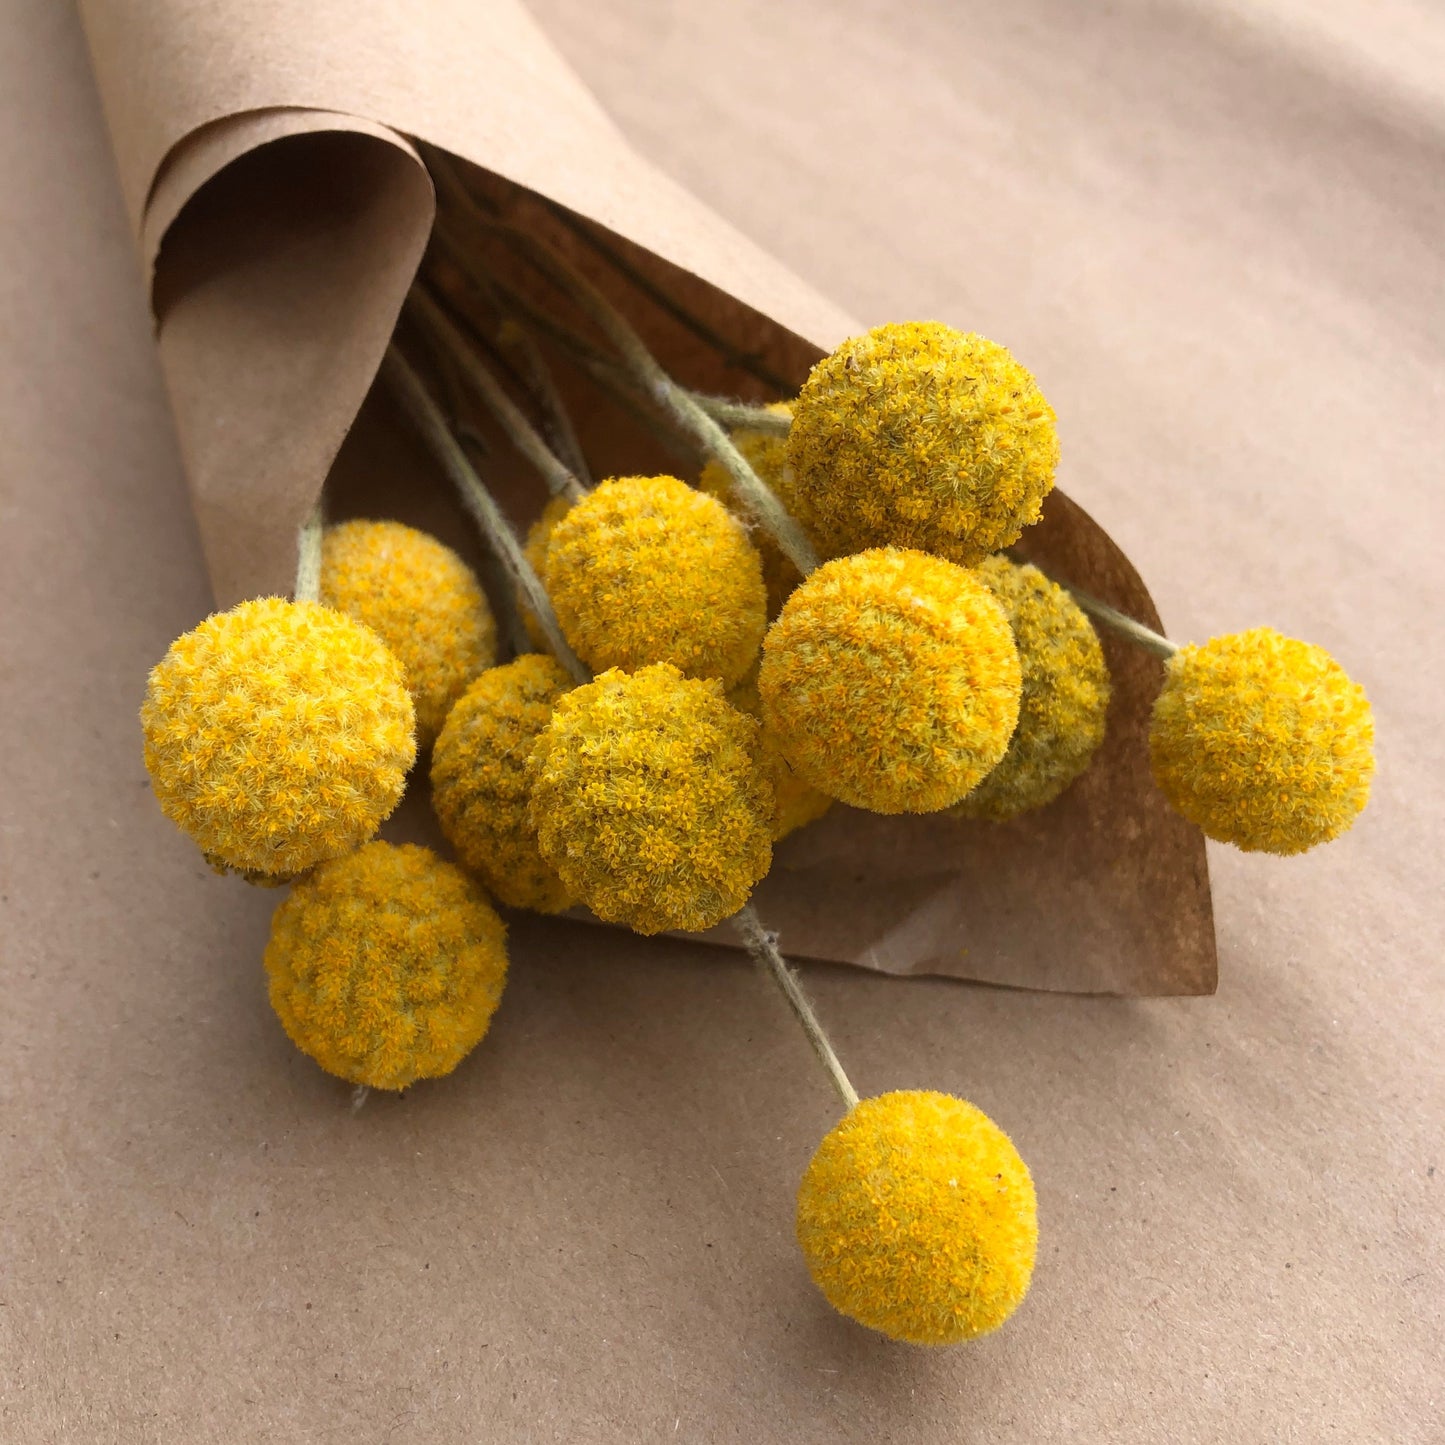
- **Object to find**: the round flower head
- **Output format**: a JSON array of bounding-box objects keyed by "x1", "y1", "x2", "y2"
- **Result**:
[
  {"x1": 759, "y1": 549, "x2": 1021, "y2": 814},
  {"x1": 952, "y1": 556, "x2": 1111, "y2": 821},
  {"x1": 431, "y1": 654, "x2": 576, "y2": 914},
  {"x1": 787, "y1": 322, "x2": 1058, "y2": 565},
  {"x1": 265, "y1": 842, "x2": 508, "y2": 1090},
  {"x1": 518, "y1": 495, "x2": 573, "y2": 653},
  {"x1": 1149, "y1": 627, "x2": 1374, "y2": 854},
  {"x1": 528, "y1": 663, "x2": 774, "y2": 934},
  {"x1": 141, "y1": 597, "x2": 416, "y2": 876},
  {"x1": 796, "y1": 1091, "x2": 1037, "y2": 1346},
  {"x1": 320, "y1": 519, "x2": 496, "y2": 748},
  {"x1": 699, "y1": 403, "x2": 803, "y2": 617},
  {"x1": 542, "y1": 475, "x2": 767, "y2": 687},
  {"x1": 727, "y1": 668, "x2": 833, "y2": 841}
]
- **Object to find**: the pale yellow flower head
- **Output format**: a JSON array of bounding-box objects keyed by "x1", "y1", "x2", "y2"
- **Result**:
[
  {"x1": 796, "y1": 1091, "x2": 1038, "y2": 1346},
  {"x1": 141, "y1": 597, "x2": 416, "y2": 877},
  {"x1": 265, "y1": 842, "x2": 508, "y2": 1090},
  {"x1": 431, "y1": 654, "x2": 576, "y2": 914},
  {"x1": 726, "y1": 666, "x2": 833, "y2": 841},
  {"x1": 759, "y1": 548, "x2": 1021, "y2": 814},
  {"x1": 698, "y1": 402, "x2": 803, "y2": 618},
  {"x1": 787, "y1": 322, "x2": 1058, "y2": 565},
  {"x1": 320, "y1": 519, "x2": 496, "y2": 748},
  {"x1": 952, "y1": 556, "x2": 1111, "y2": 821},
  {"x1": 1149, "y1": 627, "x2": 1375, "y2": 854},
  {"x1": 527, "y1": 663, "x2": 774, "y2": 934},
  {"x1": 543, "y1": 475, "x2": 767, "y2": 687}
]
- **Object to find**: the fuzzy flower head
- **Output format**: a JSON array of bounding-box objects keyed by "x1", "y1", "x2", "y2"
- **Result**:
[
  {"x1": 796, "y1": 1091, "x2": 1037, "y2": 1346},
  {"x1": 519, "y1": 495, "x2": 574, "y2": 653},
  {"x1": 1149, "y1": 627, "x2": 1375, "y2": 854},
  {"x1": 699, "y1": 403, "x2": 804, "y2": 617},
  {"x1": 527, "y1": 663, "x2": 774, "y2": 934},
  {"x1": 431, "y1": 654, "x2": 576, "y2": 914},
  {"x1": 787, "y1": 322, "x2": 1058, "y2": 566},
  {"x1": 727, "y1": 667, "x2": 833, "y2": 841},
  {"x1": 321, "y1": 519, "x2": 496, "y2": 748},
  {"x1": 542, "y1": 475, "x2": 767, "y2": 687},
  {"x1": 759, "y1": 549, "x2": 1021, "y2": 814},
  {"x1": 952, "y1": 556, "x2": 1111, "y2": 821},
  {"x1": 265, "y1": 842, "x2": 508, "y2": 1090},
  {"x1": 141, "y1": 598, "x2": 416, "y2": 876}
]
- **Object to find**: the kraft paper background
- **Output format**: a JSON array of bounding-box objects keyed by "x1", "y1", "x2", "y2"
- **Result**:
[{"x1": 1, "y1": 1, "x2": 1439, "y2": 1440}]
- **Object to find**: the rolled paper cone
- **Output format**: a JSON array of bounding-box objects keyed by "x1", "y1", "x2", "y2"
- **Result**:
[{"x1": 77, "y1": 0, "x2": 1215, "y2": 995}]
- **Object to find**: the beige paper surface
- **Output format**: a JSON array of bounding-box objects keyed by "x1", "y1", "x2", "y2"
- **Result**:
[{"x1": 75, "y1": 0, "x2": 1215, "y2": 994}]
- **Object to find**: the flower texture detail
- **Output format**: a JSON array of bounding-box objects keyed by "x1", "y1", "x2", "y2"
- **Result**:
[
  {"x1": 141, "y1": 597, "x2": 416, "y2": 876},
  {"x1": 527, "y1": 663, "x2": 774, "y2": 934},
  {"x1": 787, "y1": 322, "x2": 1058, "y2": 566},
  {"x1": 1149, "y1": 627, "x2": 1374, "y2": 853},
  {"x1": 759, "y1": 549, "x2": 1021, "y2": 813},
  {"x1": 699, "y1": 402, "x2": 805, "y2": 618},
  {"x1": 951, "y1": 556, "x2": 1111, "y2": 821},
  {"x1": 727, "y1": 666, "x2": 833, "y2": 841},
  {"x1": 320, "y1": 519, "x2": 496, "y2": 748},
  {"x1": 265, "y1": 842, "x2": 508, "y2": 1090},
  {"x1": 542, "y1": 475, "x2": 767, "y2": 687},
  {"x1": 796, "y1": 1090, "x2": 1038, "y2": 1346},
  {"x1": 431, "y1": 654, "x2": 576, "y2": 914}
]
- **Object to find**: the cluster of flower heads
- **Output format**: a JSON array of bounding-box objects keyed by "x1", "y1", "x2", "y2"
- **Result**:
[{"x1": 138, "y1": 307, "x2": 1375, "y2": 1352}]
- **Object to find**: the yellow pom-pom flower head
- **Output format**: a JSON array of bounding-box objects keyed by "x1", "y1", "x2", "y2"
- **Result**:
[
  {"x1": 699, "y1": 403, "x2": 803, "y2": 617},
  {"x1": 787, "y1": 322, "x2": 1058, "y2": 566},
  {"x1": 518, "y1": 495, "x2": 573, "y2": 653},
  {"x1": 1149, "y1": 627, "x2": 1375, "y2": 854},
  {"x1": 528, "y1": 663, "x2": 774, "y2": 934},
  {"x1": 321, "y1": 519, "x2": 496, "y2": 748},
  {"x1": 727, "y1": 667, "x2": 833, "y2": 841},
  {"x1": 951, "y1": 556, "x2": 1111, "y2": 821},
  {"x1": 543, "y1": 475, "x2": 767, "y2": 687},
  {"x1": 796, "y1": 1090, "x2": 1037, "y2": 1346},
  {"x1": 141, "y1": 597, "x2": 416, "y2": 876},
  {"x1": 759, "y1": 549, "x2": 1021, "y2": 814},
  {"x1": 265, "y1": 842, "x2": 508, "y2": 1090},
  {"x1": 431, "y1": 654, "x2": 576, "y2": 914}
]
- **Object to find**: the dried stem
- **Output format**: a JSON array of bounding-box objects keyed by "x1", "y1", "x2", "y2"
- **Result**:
[
  {"x1": 689, "y1": 395, "x2": 792, "y2": 436},
  {"x1": 496, "y1": 319, "x2": 593, "y2": 487},
  {"x1": 409, "y1": 285, "x2": 585, "y2": 504},
  {"x1": 294, "y1": 500, "x2": 324, "y2": 603},
  {"x1": 732, "y1": 905, "x2": 859, "y2": 1111},
  {"x1": 382, "y1": 344, "x2": 589, "y2": 684}
]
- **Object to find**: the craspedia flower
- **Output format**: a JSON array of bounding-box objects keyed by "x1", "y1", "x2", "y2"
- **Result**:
[
  {"x1": 787, "y1": 322, "x2": 1058, "y2": 566},
  {"x1": 518, "y1": 495, "x2": 573, "y2": 653},
  {"x1": 759, "y1": 549, "x2": 1021, "y2": 814},
  {"x1": 431, "y1": 654, "x2": 576, "y2": 914},
  {"x1": 320, "y1": 519, "x2": 496, "y2": 748},
  {"x1": 265, "y1": 842, "x2": 508, "y2": 1090},
  {"x1": 542, "y1": 475, "x2": 767, "y2": 687},
  {"x1": 727, "y1": 667, "x2": 833, "y2": 841},
  {"x1": 528, "y1": 663, "x2": 774, "y2": 934},
  {"x1": 951, "y1": 556, "x2": 1111, "y2": 821},
  {"x1": 795, "y1": 1091, "x2": 1037, "y2": 1346},
  {"x1": 699, "y1": 402, "x2": 804, "y2": 617},
  {"x1": 1149, "y1": 627, "x2": 1374, "y2": 854},
  {"x1": 141, "y1": 597, "x2": 416, "y2": 876}
]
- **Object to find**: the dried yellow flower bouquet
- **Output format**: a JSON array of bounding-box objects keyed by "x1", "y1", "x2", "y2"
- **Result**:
[{"x1": 139, "y1": 151, "x2": 1375, "y2": 1351}]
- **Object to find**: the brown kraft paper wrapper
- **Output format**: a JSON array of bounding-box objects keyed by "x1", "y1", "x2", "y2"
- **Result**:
[{"x1": 76, "y1": 0, "x2": 1216, "y2": 995}]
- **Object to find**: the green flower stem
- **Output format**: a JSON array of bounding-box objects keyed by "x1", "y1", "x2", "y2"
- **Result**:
[
  {"x1": 495, "y1": 319, "x2": 593, "y2": 488},
  {"x1": 383, "y1": 344, "x2": 589, "y2": 685},
  {"x1": 409, "y1": 285, "x2": 586, "y2": 504},
  {"x1": 689, "y1": 394, "x2": 792, "y2": 436},
  {"x1": 294, "y1": 500, "x2": 324, "y2": 603},
  {"x1": 732, "y1": 904, "x2": 860, "y2": 1111},
  {"x1": 1053, "y1": 580, "x2": 1178, "y2": 660}
]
